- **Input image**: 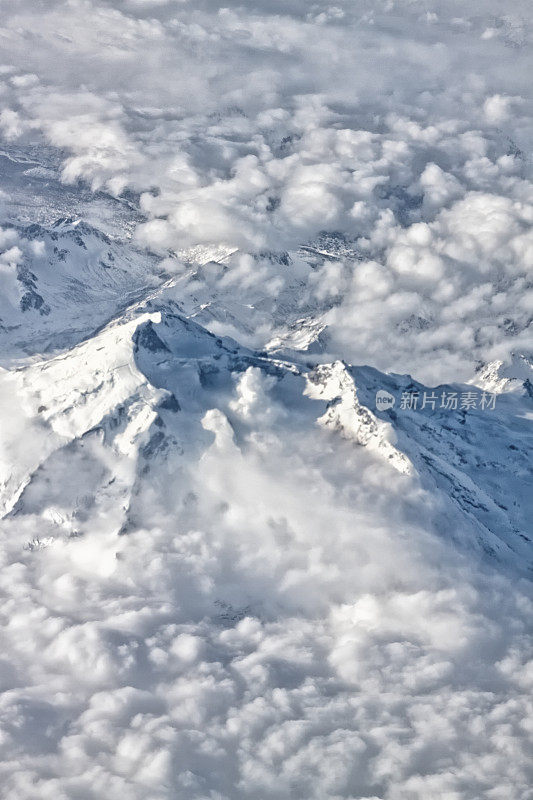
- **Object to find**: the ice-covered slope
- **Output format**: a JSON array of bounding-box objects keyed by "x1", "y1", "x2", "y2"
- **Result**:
[
  {"x1": 311, "y1": 360, "x2": 533, "y2": 571},
  {"x1": 2, "y1": 291, "x2": 531, "y2": 575},
  {"x1": 0, "y1": 218, "x2": 163, "y2": 361},
  {"x1": 0, "y1": 145, "x2": 167, "y2": 362}
]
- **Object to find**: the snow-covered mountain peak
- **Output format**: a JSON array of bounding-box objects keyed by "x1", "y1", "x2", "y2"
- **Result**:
[
  {"x1": 305, "y1": 361, "x2": 413, "y2": 475},
  {"x1": 0, "y1": 1, "x2": 532, "y2": 794}
]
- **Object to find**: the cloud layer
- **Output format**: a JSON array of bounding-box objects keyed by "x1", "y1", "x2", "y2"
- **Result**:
[
  {"x1": 0, "y1": 2, "x2": 532, "y2": 799},
  {"x1": 1, "y1": 0, "x2": 532, "y2": 380}
]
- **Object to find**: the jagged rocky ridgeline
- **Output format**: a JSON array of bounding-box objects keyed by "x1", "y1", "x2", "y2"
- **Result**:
[{"x1": 1, "y1": 300, "x2": 531, "y2": 575}]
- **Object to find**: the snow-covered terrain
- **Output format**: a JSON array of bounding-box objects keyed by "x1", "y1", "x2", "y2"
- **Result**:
[{"x1": 0, "y1": 1, "x2": 532, "y2": 799}]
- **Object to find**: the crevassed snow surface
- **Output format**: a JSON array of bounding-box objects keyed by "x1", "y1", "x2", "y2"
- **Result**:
[{"x1": 0, "y1": 2, "x2": 532, "y2": 799}]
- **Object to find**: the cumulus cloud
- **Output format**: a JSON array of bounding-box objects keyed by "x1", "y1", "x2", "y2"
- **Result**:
[
  {"x1": 0, "y1": 0, "x2": 532, "y2": 798},
  {"x1": 1, "y1": 345, "x2": 532, "y2": 798},
  {"x1": 0, "y1": 4, "x2": 531, "y2": 375},
  {"x1": 322, "y1": 190, "x2": 533, "y2": 382}
]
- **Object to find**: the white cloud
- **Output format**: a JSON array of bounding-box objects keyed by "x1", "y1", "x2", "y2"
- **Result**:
[{"x1": 0, "y1": 1, "x2": 532, "y2": 797}]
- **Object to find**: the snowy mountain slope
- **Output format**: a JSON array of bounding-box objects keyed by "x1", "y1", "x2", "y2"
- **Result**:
[
  {"x1": 0, "y1": 0, "x2": 532, "y2": 794},
  {"x1": 0, "y1": 143, "x2": 169, "y2": 363},
  {"x1": 319, "y1": 361, "x2": 533, "y2": 572},
  {"x1": 0, "y1": 304, "x2": 292, "y2": 532},
  {"x1": 2, "y1": 290, "x2": 530, "y2": 577},
  {"x1": 0, "y1": 143, "x2": 350, "y2": 363},
  {"x1": 157, "y1": 245, "x2": 336, "y2": 354},
  {"x1": 0, "y1": 218, "x2": 164, "y2": 362},
  {"x1": 0, "y1": 146, "x2": 144, "y2": 235}
]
